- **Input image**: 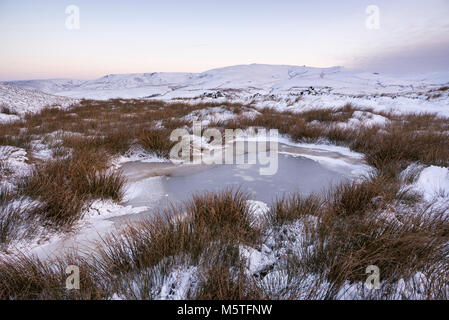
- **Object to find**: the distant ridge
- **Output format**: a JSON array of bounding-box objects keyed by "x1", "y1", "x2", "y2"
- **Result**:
[{"x1": 2, "y1": 64, "x2": 448, "y2": 100}]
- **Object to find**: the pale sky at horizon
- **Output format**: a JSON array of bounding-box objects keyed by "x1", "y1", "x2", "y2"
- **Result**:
[{"x1": 0, "y1": 0, "x2": 448, "y2": 81}]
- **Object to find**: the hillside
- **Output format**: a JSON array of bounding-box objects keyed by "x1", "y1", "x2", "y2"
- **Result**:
[
  {"x1": 4, "y1": 64, "x2": 448, "y2": 100},
  {"x1": 0, "y1": 84, "x2": 77, "y2": 117}
]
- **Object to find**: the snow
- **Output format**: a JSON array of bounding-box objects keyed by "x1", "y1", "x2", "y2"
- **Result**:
[
  {"x1": 0, "y1": 84, "x2": 77, "y2": 114},
  {"x1": 278, "y1": 137, "x2": 364, "y2": 159},
  {"x1": 246, "y1": 200, "x2": 270, "y2": 218},
  {"x1": 158, "y1": 265, "x2": 199, "y2": 300},
  {"x1": 5, "y1": 199, "x2": 148, "y2": 260},
  {"x1": 412, "y1": 166, "x2": 449, "y2": 210},
  {"x1": 122, "y1": 175, "x2": 169, "y2": 206},
  {"x1": 0, "y1": 113, "x2": 20, "y2": 123},
  {"x1": 82, "y1": 199, "x2": 146, "y2": 222},
  {"x1": 335, "y1": 271, "x2": 432, "y2": 300},
  {"x1": 342, "y1": 110, "x2": 389, "y2": 128},
  {"x1": 181, "y1": 106, "x2": 258, "y2": 126},
  {"x1": 112, "y1": 146, "x2": 168, "y2": 166},
  {"x1": 240, "y1": 245, "x2": 276, "y2": 276},
  {"x1": 30, "y1": 140, "x2": 55, "y2": 161},
  {"x1": 0, "y1": 146, "x2": 32, "y2": 190},
  {"x1": 238, "y1": 216, "x2": 329, "y2": 298},
  {"x1": 277, "y1": 136, "x2": 373, "y2": 177}
]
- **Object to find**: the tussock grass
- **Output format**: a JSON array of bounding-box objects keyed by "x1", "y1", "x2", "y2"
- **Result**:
[
  {"x1": 195, "y1": 261, "x2": 266, "y2": 300},
  {"x1": 329, "y1": 177, "x2": 390, "y2": 217},
  {"x1": 313, "y1": 207, "x2": 449, "y2": 288},
  {"x1": 350, "y1": 125, "x2": 449, "y2": 177},
  {"x1": 269, "y1": 193, "x2": 323, "y2": 225},
  {"x1": 300, "y1": 103, "x2": 356, "y2": 123},
  {"x1": 0, "y1": 206, "x2": 24, "y2": 249},
  {"x1": 96, "y1": 189, "x2": 260, "y2": 275},
  {"x1": 0, "y1": 189, "x2": 23, "y2": 249},
  {"x1": 0, "y1": 255, "x2": 104, "y2": 300},
  {"x1": 20, "y1": 152, "x2": 124, "y2": 227},
  {"x1": 188, "y1": 189, "x2": 260, "y2": 245},
  {"x1": 137, "y1": 128, "x2": 175, "y2": 158},
  {"x1": 0, "y1": 104, "x2": 17, "y2": 115},
  {"x1": 0, "y1": 188, "x2": 42, "y2": 250},
  {"x1": 264, "y1": 179, "x2": 449, "y2": 299}
]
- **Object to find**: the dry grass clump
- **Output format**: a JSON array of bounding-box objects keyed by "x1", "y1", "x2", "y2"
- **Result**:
[
  {"x1": 329, "y1": 177, "x2": 392, "y2": 217},
  {"x1": 20, "y1": 151, "x2": 124, "y2": 227},
  {"x1": 187, "y1": 189, "x2": 260, "y2": 245},
  {"x1": 195, "y1": 261, "x2": 266, "y2": 300},
  {"x1": 0, "y1": 189, "x2": 42, "y2": 250},
  {"x1": 0, "y1": 205, "x2": 27, "y2": 250},
  {"x1": 0, "y1": 255, "x2": 104, "y2": 300},
  {"x1": 0, "y1": 104, "x2": 18, "y2": 115},
  {"x1": 350, "y1": 125, "x2": 449, "y2": 177},
  {"x1": 313, "y1": 208, "x2": 449, "y2": 289},
  {"x1": 269, "y1": 193, "x2": 323, "y2": 225},
  {"x1": 96, "y1": 215, "x2": 206, "y2": 276},
  {"x1": 300, "y1": 104, "x2": 356, "y2": 123},
  {"x1": 0, "y1": 132, "x2": 32, "y2": 151},
  {"x1": 0, "y1": 189, "x2": 23, "y2": 248},
  {"x1": 137, "y1": 128, "x2": 175, "y2": 158},
  {"x1": 261, "y1": 171, "x2": 449, "y2": 299},
  {"x1": 96, "y1": 189, "x2": 260, "y2": 274}
]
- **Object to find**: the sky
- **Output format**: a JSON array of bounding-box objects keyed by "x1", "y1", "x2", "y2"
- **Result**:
[{"x1": 0, "y1": 0, "x2": 448, "y2": 80}]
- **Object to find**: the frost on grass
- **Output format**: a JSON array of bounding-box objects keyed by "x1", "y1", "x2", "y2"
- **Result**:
[
  {"x1": 338, "y1": 110, "x2": 389, "y2": 128},
  {"x1": 182, "y1": 105, "x2": 258, "y2": 126},
  {"x1": 0, "y1": 146, "x2": 32, "y2": 190},
  {"x1": 112, "y1": 145, "x2": 168, "y2": 166}
]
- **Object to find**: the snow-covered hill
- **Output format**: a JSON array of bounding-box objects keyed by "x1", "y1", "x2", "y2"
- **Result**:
[
  {"x1": 1, "y1": 79, "x2": 86, "y2": 94},
  {"x1": 4, "y1": 64, "x2": 449, "y2": 100},
  {"x1": 0, "y1": 84, "x2": 77, "y2": 117}
]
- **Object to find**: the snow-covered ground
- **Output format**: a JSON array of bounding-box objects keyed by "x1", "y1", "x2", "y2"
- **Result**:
[
  {"x1": 411, "y1": 165, "x2": 449, "y2": 214},
  {"x1": 0, "y1": 84, "x2": 77, "y2": 117}
]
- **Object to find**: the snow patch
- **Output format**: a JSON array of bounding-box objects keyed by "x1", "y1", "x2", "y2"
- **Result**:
[
  {"x1": 6, "y1": 200, "x2": 148, "y2": 260},
  {"x1": 240, "y1": 245, "x2": 276, "y2": 276},
  {"x1": 113, "y1": 146, "x2": 168, "y2": 166},
  {"x1": 341, "y1": 110, "x2": 389, "y2": 128},
  {"x1": 158, "y1": 266, "x2": 199, "y2": 300},
  {"x1": 413, "y1": 166, "x2": 449, "y2": 201},
  {"x1": 412, "y1": 166, "x2": 449, "y2": 212},
  {"x1": 0, "y1": 146, "x2": 32, "y2": 190}
]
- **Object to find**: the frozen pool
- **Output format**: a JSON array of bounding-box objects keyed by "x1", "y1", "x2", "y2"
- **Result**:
[{"x1": 116, "y1": 143, "x2": 367, "y2": 221}]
